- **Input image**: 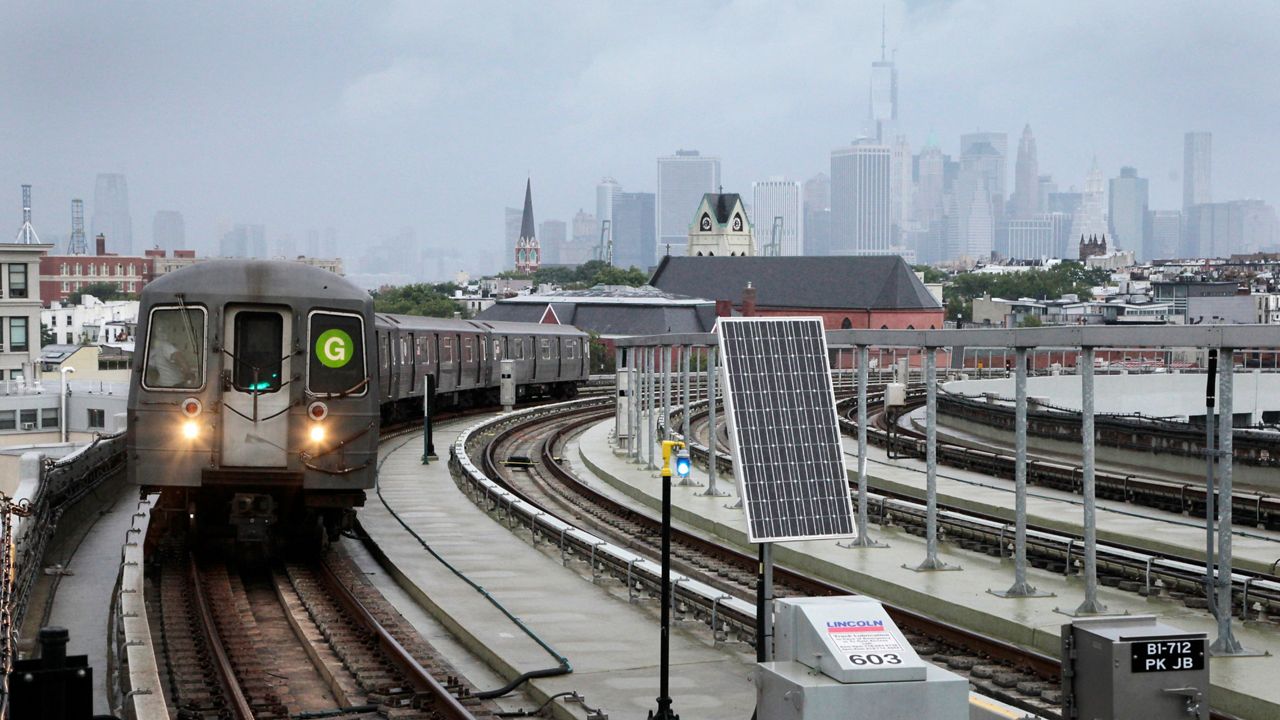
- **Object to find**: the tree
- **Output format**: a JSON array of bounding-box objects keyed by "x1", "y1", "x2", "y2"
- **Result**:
[
  {"x1": 372, "y1": 283, "x2": 467, "y2": 318},
  {"x1": 912, "y1": 265, "x2": 948, "y2": 284},
  {"x1": 941, "y1": 262, "x2": 1103, "y2": 322},
  {"x1": 67, "y1": 281, "x2": 134, "y2": 304}
]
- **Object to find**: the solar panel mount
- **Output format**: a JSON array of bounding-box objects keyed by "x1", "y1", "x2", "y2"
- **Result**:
[{"x1": 716, "y1": 317, "x2": 856, "y2": 543}]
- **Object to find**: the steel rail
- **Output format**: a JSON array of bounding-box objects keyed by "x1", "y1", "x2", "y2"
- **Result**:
[
  {"x1": 187, "y1": 558, "x2": 255, "y2": 720},
  {"x1": 313, "y1": 558, "x2": 478, "y2": 720}
]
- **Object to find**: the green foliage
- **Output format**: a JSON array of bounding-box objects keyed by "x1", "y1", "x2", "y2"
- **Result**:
[
  {"x1": 1018, "y1": 315, "x2": 1043, "y2": 328},
  {"x1": 372, "y1": 283, "x2": 467, "y2": 318},
  {"x1": 912, "y1": 265, "x2": 948, "y2": 284},
  {"x1": 942, "y1": 262, "x2": 1105, "y2": 322},
  {"x1": 40, "y1": 325, "x2": 55, "y2": 347},
  {"x1": 502, "y1": 260, "x2": 649, "y2": 290},
  {"x1": 68, "y1": 282, "x2": 135, "y2": 304},
  {"x1": 587, "y1": 331, "x2": 613, "y2": 375}
]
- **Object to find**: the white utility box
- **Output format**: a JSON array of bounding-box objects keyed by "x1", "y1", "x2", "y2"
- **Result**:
[
  {"x1": 756, "y1": 596, "x2": 968, "y2": 720},
  {"x1": 883, "y1": 383, "x2": 907, "y2": 408}
]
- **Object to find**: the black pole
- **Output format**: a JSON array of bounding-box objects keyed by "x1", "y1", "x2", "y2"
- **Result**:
[
  {"x1": 1205, "y1": 349, "x2": 1218, "y2": 617},
  {"x1": 649, "y1": 465, "x2": 678, "y2": 720},
  {"x1": 756, "y1": 543, "x2": 767, "y2": 662}
]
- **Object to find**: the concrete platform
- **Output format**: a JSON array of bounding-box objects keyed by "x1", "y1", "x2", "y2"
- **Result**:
[
  {"x1": 358, "y1": 420, "x2": 757, "y2": 720},
  {"x1": 580, "y1": 422, "x2": 1280, "y2": 720},
  {"x1": 43, "y1": 475, "x2": 140, "y2": 716}
]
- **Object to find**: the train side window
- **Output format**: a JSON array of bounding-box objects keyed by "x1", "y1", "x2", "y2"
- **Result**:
[
  {"x1": 232, "y1": 312, "x2": 284, "y2": 392},
  {"x1": 142, "y1": 306, "x2": 207, "y2": 390},
  {"x1": 464, "y1": 337, "x2": 474, "y2": 363},
  {"x1": 566, "y1": 340, "x2": 577, "y2": 360},
  {"x1": 540, "y1": 338, "x2": 551, "y2": 360},
  {"x1": 441, "y1": 337, "x2": 453, "y2": 364},
  {"x1": 493, "y1": 339, "x2": 501, "y2": 358},
  {"x1": 307, "y1": 311, "x2": 367, "y2": 396},
  {"x1": 511, "y1": 338, "x2": 523, "y2": 360}
]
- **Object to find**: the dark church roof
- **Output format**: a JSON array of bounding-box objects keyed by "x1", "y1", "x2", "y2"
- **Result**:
[
  {"x1": 519, "y1": 178, "x2": 536, "y2": 239},
  {"x1": 702, "y1": 193, "x2": 744, "y2": 225},
  {"x1": 649, "y1": 255, "x2": 941, "y2": 310}
]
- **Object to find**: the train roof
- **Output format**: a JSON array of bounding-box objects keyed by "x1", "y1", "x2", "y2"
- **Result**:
[
  {"x1": 469, "y1": 319, "x2": 588, "y2": 338},
  {"x1": 375, "y1": 313, "x2": 588, "y2": 338},
  {"x1": 143, "y1": 259, "x2": 369, "y2": 304}
]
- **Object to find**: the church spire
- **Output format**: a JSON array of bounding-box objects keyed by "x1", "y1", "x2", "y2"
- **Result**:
[{"x1": 514, "y1": 178, "x2": 540, "y2": 274}]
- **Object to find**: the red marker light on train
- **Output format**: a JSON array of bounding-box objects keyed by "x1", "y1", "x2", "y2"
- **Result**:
[
  {"x1": 308, "y1": 401, "x2": 329, "y2": 421},
  {"x1": 181, "y1": 398, "x2": 202, "y2": 417}
]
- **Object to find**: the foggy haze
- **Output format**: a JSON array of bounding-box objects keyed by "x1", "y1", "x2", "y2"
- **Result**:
[{"x1": 3, "y1": 1, "x2": 1277, "y2": 276}]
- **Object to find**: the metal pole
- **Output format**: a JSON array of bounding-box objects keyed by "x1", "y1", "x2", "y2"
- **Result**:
[
  {"x1": 647, "y1": 347, "x2": 657, "y2": 470},
  {"x1": 681, "y1": 346, "x2": 691, "y2": 443},
  {"x1": 422, "y1": 375, "x2": 433, "y2": 465},
  {"x1": 1204, "y1": 349, "x2": 1218, "y2": 614},
  {"x1": 914, "y1": 347, "x2": 955, "y2": 571},
  {"x1": 662, "y1": 346, "x2": 672, "y2": 442},
  {"x1": 756, "y1": 543, "x2": 773, "y2": 662},
  {"x1": 651, "y1": 459, "x2": 677, "y2": 720},
  {"x1": 1212, "y1": 350, "x2": 1245, "y2": 654},
  {"x1": 632, "y1": 349, "x2": 642, "y2": 461},
  {"x1": 1075, "y1": 347, "x2": 1106, "y2": 614},
  {"x1": 843, "y1": 346, "x2": 882, "y2": 547},
  {"x1": 701, "y1": 347, "x2": 728, "y2": 497},
  {"x1": 996, "y1": 347, "x2": 1045, "y2": 596}
]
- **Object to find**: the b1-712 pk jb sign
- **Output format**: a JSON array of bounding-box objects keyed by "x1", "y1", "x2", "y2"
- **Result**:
[{"x1": 1129, "y1": 637, "x2": 1206, "y2": 673}]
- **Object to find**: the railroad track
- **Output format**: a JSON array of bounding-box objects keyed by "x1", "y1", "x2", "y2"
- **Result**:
[
  {"x1": 455, "y1": 399, "x2": 1067, "y2": 719},
  {"x1": 148, "y1": 535, "x2": 492, "y2": 720},
  {"x1": 677, "y1": 393, "x2": 1280, "y2": 622}
]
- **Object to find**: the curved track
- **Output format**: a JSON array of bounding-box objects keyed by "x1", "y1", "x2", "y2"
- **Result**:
[{"x1": 462, "y1": 399, "x2": 1070, "y2": 718}]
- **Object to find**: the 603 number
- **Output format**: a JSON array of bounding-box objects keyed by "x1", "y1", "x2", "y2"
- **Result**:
[{"x1": 848, "y1": 653, "x2": 902, "y2": 665}]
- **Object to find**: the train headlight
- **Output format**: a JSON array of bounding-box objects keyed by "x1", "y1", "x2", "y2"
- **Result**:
[
  {"x1": 309, "y1": 424, "x2": 326, "y2": 443},
  {"x1": 181, "y1": 398, "x2": 202, "y2": 417},
  {"x1": 182, "y1": 420, "x2": 199, "y2": 439},
  {"x1": 307, "y1": 401, "x2": 328, "y2": 421}
]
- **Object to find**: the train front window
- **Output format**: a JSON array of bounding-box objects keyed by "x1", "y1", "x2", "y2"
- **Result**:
[
  {"x1": 143, "y1": 306, "x2": 206, "y2": 390},
  {"x1": 232, "y1": 312, "x2": 284, "y2": 392},
  {"x1": 308, "y1": 311, "x2": 367, "y2": 395}
]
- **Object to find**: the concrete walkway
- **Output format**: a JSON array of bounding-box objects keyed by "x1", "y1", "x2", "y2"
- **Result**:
[{"x1": 358, "y1": 421, "x2": 757, "y2": 720}]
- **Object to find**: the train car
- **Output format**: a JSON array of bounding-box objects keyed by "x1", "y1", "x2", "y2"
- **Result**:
[
  {"x1": 375, "y1": 315, "x2": 589, "y2": 423},
  {"x1": 127, "y1": 260, "x2": 379, "y2": 542},
  {"x1": 128, "y1": 260, "x2": 591, "y2": 544}
]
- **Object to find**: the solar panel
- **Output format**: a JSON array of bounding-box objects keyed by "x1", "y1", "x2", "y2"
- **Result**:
[{"x1": 716, "y1": 317, "x2": 856, "y2": 543}]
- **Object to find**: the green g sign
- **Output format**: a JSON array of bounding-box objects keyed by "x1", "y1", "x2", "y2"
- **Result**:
[{"x1": 316, "y1": 329, "x2": 354, "y2": 369}]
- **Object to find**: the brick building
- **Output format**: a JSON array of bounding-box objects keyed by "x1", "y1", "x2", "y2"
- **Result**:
[{"x1": 648, "y1": 255, "x2": 944, "y2": 330}]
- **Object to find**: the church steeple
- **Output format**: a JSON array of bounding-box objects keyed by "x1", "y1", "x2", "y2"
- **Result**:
[{"x1": 514, "y1": 178, "x2": 540, "y2": 274}]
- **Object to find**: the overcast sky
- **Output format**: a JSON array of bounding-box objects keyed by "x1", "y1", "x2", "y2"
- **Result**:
[{"x1": 3, "y1": 1, "x2": 1277, "y2": 272}]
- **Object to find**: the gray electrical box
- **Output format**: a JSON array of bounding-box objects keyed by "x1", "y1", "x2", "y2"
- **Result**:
[
  {"x1": 499, "y1": 359, "x2": 515, "y2": 410},
  {"x1": 1062, "y1": 615, "x2": 1209, "y2": 720},
  {"x1": 756, "y1": 596, "x2": 968, "y2": 720}
]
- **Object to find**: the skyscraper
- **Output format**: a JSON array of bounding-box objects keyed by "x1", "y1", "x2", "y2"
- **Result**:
[
  {"x1": 1108, "y1": 167, "x2": 1148, "y2": 257},
  {"x1": 913, "y1": 143, "x2": 945, "y2": 225},
  {"x1": 889, "y1": 135, "x2": 912, "y2": 235},
  {"x1": 612, "y1": 192, "x2": 655, "y2": 270},
  {"x1": 869, "y1": 15, "x2": 897, "y2": 143},
  {"x1": 1006, "y1": 217, "x2": 1055, "y2": 260},
  {"x1": 596, "y1": 177, "x2": 621, "y2": 248},
  {"x1": 1183, "y1": 131, "x2": 1212, "y2": 212},
  {"x1": 152, "y1": 210, "x2": 185, "y2": 250},
  {"x1": 504, "y1": 207, "x2": 523, "y2": 270},
  {"x1": 751, "y1": 178, "x2": 803, "y2": 255},
  {"x1": 92, "y1": 173, "x2": 133, "y2": 255},
  {"x1": 830, "y1": 141, "x2": 891, "y2": 255},
  {"x1": 538, "y1": 219, "x2": 566, "y2": 265},
  {"x1": 1067, "y1": 159, "x2": 1109, "y2": 258},
  {"x1": 1147, "y1": 210, "x2": 1182, "y2": 261},
  {"x1": 1011, "y1": 125, "x2": 1039, "y2": 219},
  {"x1": 656, "y1": 150, "x2": 720, "y2": 261},
  {"x1": 803, "y1": 172, "x2": 831, "y2": 257},
  {"x1": 959, "y1": 132, "x2": 1007, "y2": 220}
]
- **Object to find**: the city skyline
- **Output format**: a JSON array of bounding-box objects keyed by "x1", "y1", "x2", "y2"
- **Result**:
[{"x1": 3, "y1": 2, "x2": 1278, "y2": 275}]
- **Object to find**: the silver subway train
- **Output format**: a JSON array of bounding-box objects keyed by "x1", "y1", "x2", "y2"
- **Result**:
[{"x1": 126, "y1": 259, "x2": 588, "y2": 541}]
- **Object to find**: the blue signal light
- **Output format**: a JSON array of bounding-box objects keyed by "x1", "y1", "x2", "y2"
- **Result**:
[{"x1": 675, "y1": 450, "x2": 691, "y2": 479}]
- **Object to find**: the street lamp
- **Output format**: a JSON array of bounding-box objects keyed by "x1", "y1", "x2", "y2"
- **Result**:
[{"x1": 59, "y1": 367, "x2": 75, "y2": 444}]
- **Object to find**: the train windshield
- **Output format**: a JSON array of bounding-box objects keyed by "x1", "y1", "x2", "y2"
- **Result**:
[
  {"x1": 232, "y1": 312, "x2": 285, "y2": 393},
  {"x1": 308, "y1": 311, "x2": 367, "y2": 395},
  {"x1": 143, "y1": 306, "x2": 206, "y2": 390}
]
